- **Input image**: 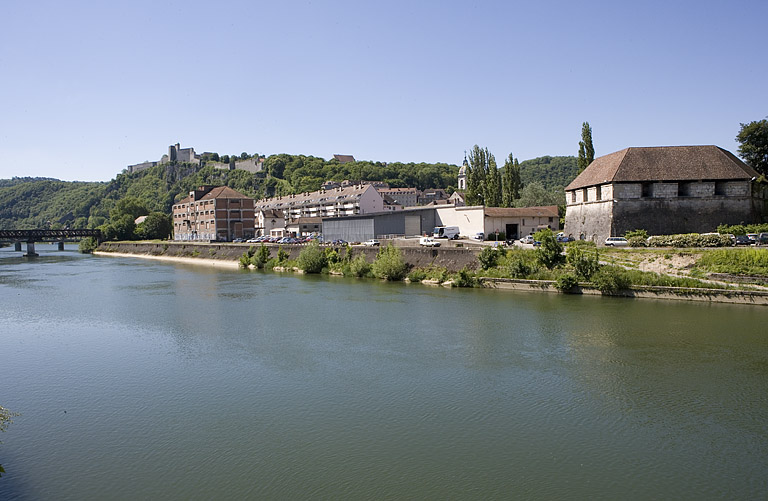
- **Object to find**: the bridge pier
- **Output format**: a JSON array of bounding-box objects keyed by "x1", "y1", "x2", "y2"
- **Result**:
[
  {"x1": 57, "y1": 241, "x2": 65, "y2": 251},
  {"x1": 14, "y1": 241, "x2": 22, "y2": 252},
  {"x1": 24, "y1": 242, "x2": 39, "y2": 257}
]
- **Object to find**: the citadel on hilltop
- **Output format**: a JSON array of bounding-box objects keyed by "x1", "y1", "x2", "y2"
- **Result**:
[{"x1": 125, "y1": 143, "x2": 264, "y2": 175}]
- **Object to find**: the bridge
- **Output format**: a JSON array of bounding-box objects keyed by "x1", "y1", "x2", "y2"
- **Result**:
[{"x1": 0, "y1": 229, "x2": 102, "y2": 256}]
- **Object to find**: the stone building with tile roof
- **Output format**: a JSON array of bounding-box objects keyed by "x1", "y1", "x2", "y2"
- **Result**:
[
  {"x1": 172, "y1": 185, "x2": 255, "y2": 241},
  {"x1": 564, "y1": 145, "x2": 766, "y2": 243}
]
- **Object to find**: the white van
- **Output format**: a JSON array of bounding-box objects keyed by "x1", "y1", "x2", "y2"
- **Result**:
[{"x1": 433, "y1": 226, "x2": 460, "y2": 239}]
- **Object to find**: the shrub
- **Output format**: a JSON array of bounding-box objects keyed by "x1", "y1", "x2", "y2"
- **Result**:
[
  {"x1": 627, "y1": 236, "x2": 647, "y2": 247},
  {"x1": 647, "y1": 233, "x2": 732, "y2": 248},
  {"x1": 239, "y1": 252, "x2": 251, "y2": 268},
  {"x1": 371, "y1": 244, "x2": 408, "y2": 281},
  {"x1": 407, "y1": 268, "x2": 427, "y2": 282},
  {"x1": 478, "y1": 246, "x2": 502, "y2": 270},
  {"x1": 566, "y1": 243, "x2": 600, "y2": 280},
  {"x1": 624, "y1": 229, "x2": 649, "y2": 240},
  {"x1": 591, "y1": 267, "x2": 631, "y2": 294},
  {"x1": 277, "y1": 246, "x2": 289, "y2": 264},
  {"x1": 251, "y1": 244, "x2": 271, "y2": 269},
  {"x1": 454, "y1": 267, "x2": 479, "y2": 287},
  {"x1": 348, "y1": 253, "x2": 371, "y2": 277},
  {"x1": 296, "y1": 241, "x2": 327, "y2": 273},
  {"x1": 554, "y1": 273, "x2": 579, "y2": 292},
  {"x1": 534, "y1": 228, "x2": 564, "y2": 269},
  {"x1": 718, "y1": 223, "x2": 768, "y2": 235},
  {"x1": 78, "y1": 236, "x2": 99, "y2": 254}
]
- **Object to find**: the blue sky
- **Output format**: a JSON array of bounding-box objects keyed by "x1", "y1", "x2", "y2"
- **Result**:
[{"x1": 1, "y1": 0, "x2": 765, "y2": 182}]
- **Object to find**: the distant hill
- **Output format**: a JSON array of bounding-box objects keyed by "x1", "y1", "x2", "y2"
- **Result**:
[{"x1": 519, "y1": 156, "x2": 579, "y2": 191}]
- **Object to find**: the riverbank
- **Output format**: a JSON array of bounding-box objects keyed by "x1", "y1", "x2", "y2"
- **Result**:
[{"x1": 94, "y1": 241, "x2": 768, "y2": 305}]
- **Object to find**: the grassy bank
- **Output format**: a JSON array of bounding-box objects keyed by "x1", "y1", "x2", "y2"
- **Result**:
[{"x1": 238, "y1": 232, "x2": 766, "y2": 295}]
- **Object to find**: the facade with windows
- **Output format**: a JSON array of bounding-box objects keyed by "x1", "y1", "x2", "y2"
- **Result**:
[
  {"x1": 564, "y1": 146, "x2": 765, "y2": 243},
  {"x1": 172, "y1": 186, "x2": 255, "y2": 241}
]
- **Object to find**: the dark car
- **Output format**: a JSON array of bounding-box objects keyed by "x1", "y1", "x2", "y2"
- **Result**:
[{"x1": 733, "y1": 235, "x2": 752, "y2": 246}]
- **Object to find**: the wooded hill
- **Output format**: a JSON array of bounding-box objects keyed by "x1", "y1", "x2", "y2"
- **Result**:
[{"x1": 0, "y1": 154, "x2": 578, "y2": 230}]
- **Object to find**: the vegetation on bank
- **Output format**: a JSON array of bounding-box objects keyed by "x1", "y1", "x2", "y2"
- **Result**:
[{"x1": 235, "y1": 230, "x2": 749, "y2": 294}]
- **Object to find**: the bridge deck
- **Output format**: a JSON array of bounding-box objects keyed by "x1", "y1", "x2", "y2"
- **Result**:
[{"x1": 0, "y1": 229, "x2": 102, "y2": 242}]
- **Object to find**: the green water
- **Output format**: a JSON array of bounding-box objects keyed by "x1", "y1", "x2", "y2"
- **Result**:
[{"x1": 0, "y1": 245, "x2": 766, "y2": 500}]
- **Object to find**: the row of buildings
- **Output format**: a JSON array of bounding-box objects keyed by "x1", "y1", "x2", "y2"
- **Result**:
[
  {"x1": 172, "y1": 183, "x2": 557, "y2": 243},
  {"x1": 126, "y1": 143, "x2": 265, "y2": 174},
  {"x1": 171, "y1": 145, "x2": 766, "y2": 244}
]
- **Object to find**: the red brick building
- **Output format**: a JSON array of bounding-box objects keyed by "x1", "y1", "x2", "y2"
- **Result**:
[{"x1": 172, "y1": 186, "x2": 255, "y2": 241}]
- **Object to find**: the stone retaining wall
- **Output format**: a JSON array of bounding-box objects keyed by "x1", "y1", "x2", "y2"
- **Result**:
[{"x1": 97, "y1": 241, "x2": 481, "y2": 272}]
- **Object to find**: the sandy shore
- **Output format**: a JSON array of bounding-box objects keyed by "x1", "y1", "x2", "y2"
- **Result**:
[{"x1": 93, "y1": 251, "x2": 241, "y2": 268}]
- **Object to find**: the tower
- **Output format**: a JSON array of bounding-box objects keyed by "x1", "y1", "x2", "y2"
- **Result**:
[{"x1": 458, "y1": 152, "x2": 468, "y2": 191}]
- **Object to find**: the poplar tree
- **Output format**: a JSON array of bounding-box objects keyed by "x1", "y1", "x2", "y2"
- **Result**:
[
  {"x1": 502, "y1": 153, "x2": 523, "y2": 207},
  {"x1": 484, "y1": 154, "x2": 501, "y2": 207},
  {"x1": 577, "y1": 122, "x2": 595, "y2": 172},
  {"x1": 466, "y1": 145, "x2": 489, "y2": 205}
]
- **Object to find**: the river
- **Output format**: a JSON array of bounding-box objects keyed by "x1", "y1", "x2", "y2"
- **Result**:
[{"x1": 0, "y1": 244, "x2": 766, "y2": 500}]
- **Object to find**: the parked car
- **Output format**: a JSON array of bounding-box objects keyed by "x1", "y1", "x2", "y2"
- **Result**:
[
  {"x1": 604, "y1": 237, "x2": 629, "y2": 247},
  {"x1": 520, "y1": 235, "x2": 535, "y2": 245},
  {"x1": 232, "y1": 238, "x2": 245, "y2": 243},
  {"x1": 419, "y1": 237, "x2": 441, "y2": 247},
  {"x1": 746, "y1": 233, "x2": 758, "y2": 244},
  {"x1": 758, "y1": 233, "x2": 768, "y2": 245},
  {"x1": 363, "y1": 239, "x2": 380, "y2": 246},
  {"x1": 556, "y1": 232, "x2": 573, "y2": 243},
  {"x1": 472, "y1": 232, "x2": 484, "y2": 241},
  {"x1": 733, "y1": 235, "x2": 752, "y2": 246}
]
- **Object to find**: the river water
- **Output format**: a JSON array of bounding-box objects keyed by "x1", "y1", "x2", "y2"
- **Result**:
[{"x1": 0, "y1": 245, "x2": 766, "y2": 500}]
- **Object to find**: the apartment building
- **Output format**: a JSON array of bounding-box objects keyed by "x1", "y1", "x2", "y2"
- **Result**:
[{"x1": 172, "y1": 185, "x2": 255, "y2": 241}]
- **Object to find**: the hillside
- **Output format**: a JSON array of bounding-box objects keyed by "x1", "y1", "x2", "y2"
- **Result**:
[
  {"x1": 519, "y1": 156, "x2": 579, "y2": 191},
  {"x1": 0, "y1": 154, "x2": 577, "y2": 230}
]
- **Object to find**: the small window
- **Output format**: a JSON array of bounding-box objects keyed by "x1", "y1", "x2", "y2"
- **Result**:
[
  {"x1": 641, "y1": 183, "x2": 652, "y2": 197},
  {"x1": 678, "y1": 182, "x2": 692, "y2": 197},
  {"x1": 571, "y1": 191, "x2": 576, "y2": 203},
  {"x1": 714, "y1": 181, "x2": 726, "y2": 196},
  {"x1": 596, "y1": 185, "x2": 602, "y2": 201},
  {"x1": 582, "y1": 188, "x2": 588, "y2": 201}
]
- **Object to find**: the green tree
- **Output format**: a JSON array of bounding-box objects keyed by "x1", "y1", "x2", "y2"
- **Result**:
[
  {"x1": 534, "y1": 228, "x2": 564, "y2": 269},
  {"x1": 297, "y1": 241, "x2": 327, "y2": 273},
  {"x1": 577, "y1": 122, "x2": 595, "y2": 173},
  {"x1": 502, "y1": 153, "x2": 523, "y2": 207},
  {"x1": 136, "y1": 212, "x2": 172, "y2": 240},
  {"x1": 466, "y1": 145, "x2": 493, "y2": 206},
  {"x1": 485, "y1": 155, "x2": 502, "y2": 207},
  {"x1": 515, "y1": 181, "x2": 562, "y2": 208},
  {"x1": 371, "y1": 244, "x2": 407, "y2": 280},
  {"x1": 109, "y1": 197, "x2": 149, "y2": 221},
  {"x1": 736, "y1": 117, "x2": 768, "y2": 176}
]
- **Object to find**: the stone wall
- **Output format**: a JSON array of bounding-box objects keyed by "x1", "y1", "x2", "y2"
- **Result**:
[
  {"x1": 563, "y1": 200, "x2": 614, "y2": 242},
  {"x1": 97, "y1": 241, "x2": 482, "y2": 271}
]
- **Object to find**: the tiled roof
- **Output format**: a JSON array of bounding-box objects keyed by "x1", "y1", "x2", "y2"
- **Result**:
[
  {"x1": 565, "y1": 146, "x2": 759, "y2": 191},
  {"x1": 254, "y1": 184, "x2": 375, "y2": 210},
  {"x1": 483, "y1": 205, "x2": 559, "y2": 218},
  {"x1": 333, "y1": 154, "x2": 356, "y2": 163}
]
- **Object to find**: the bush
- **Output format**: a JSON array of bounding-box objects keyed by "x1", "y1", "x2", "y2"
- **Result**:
[
  {"x1": 718, "y1": 223, "x2": 768, "y2": 235},
  {"x1": 647, "y1": 233, "x2": 732, "y2": 248},
  {"x1": 251, "y1": 244, "x2": 271, "y2": 269},
  {"x1": 623, "y1": 229, "x2": 649, "y2": 240},
  {"x1": 78, "y1": 236, "x2": 99, "y2": 254},
  {"x1": 478, "y1": 246, "x2": 502, "y2": 270},
  {"x1": 627, "y1": 236, "x2": 647, "y2": 247},
  {"x1": 296, "y1": 241, "x2": 327, "y2": 273},
  {"x1": 407, "y1": 268, "x2": 427, "y2": 282},
  {"x1": 566, "y1": 243, "x2": 600, "y2": 280},
  {"x1": 348, "y1": 253, "x2": 371, "y2": 277},
  {"x1": 372, "y1": 244, "x2": 408, "y2": 281},
  {"x1": 277, "y1": 246, "x2": 289, "y2": 264},
  {"x1": 534, "y1": 228, "x2": 564, "y2": 269},
  {"x1": 591, "y1": 267, "x2": 631, "y2": 294},
  {"x1": 554, "y1": 273, "x2": 579, "y2": 292},
  {"x1": 454, "y1": 267, "x2": 479, "y2": 287},
  {"x1": 239, "y1": 253, "x2": 251, "y2": 268}
]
